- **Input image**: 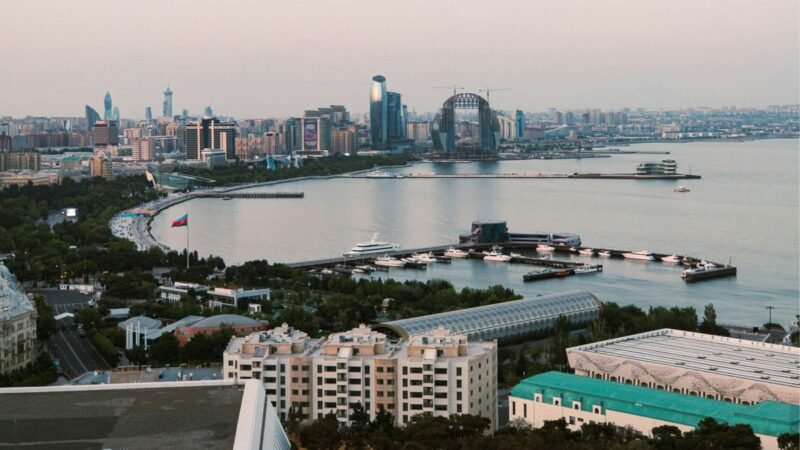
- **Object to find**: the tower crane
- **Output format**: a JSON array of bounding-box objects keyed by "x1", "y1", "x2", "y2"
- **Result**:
[
  {"x1": 478, "y1": 87, "x2": 511, "y2": 102},
  {"x1": 431, "y1": 85, "x2": 465, "y2": 97}
]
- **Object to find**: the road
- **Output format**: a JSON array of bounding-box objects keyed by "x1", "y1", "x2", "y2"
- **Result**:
[{"x1": 31, "y1": 289, "x2": 110, "y2": 379}]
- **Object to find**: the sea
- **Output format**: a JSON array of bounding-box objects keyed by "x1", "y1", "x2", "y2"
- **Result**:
[{"x1": 151, "y1": 139, "x2": 800, "y2": 326}]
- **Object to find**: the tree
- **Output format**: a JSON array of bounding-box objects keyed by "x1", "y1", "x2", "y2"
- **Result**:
[
  {"x1": 681, "y1": 417, "x2": 761, "y2": 450},
  {"x1": 546, "y1": 315, "x2": 571, "y2": 371},
  {"x1": 651, "y1": 425, "x2": 683, "y2": 450},
  {"x1": 149, "y1": 333, "x2": 180, "y2": 365},
  {"x1": 33, "y1": 295, "x2": 57, "y2": 341},
  {"x1": 344, "y1": 402, "x2": 370, "y2": 449},
  {"x1": 778, "y1": 433, "x2": 800, "y2": 450},
  {"x1": 74, "y1": 306, "x2": 104, "y2": 331},
  {"x1": 125, "y1": 345, "x2": 148, "y2": 369},
  {"x1": 699, "y1": 303, "x2": 730, "y2": 337},
  {"x1": 297, "y1": 412, "x2": 341, "y2": 450}
]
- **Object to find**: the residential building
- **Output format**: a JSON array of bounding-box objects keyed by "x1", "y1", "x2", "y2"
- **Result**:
[
  {"x1": 0, "y1": 171, "x2": 60, "y2": 188},
  {"x1": 224, "y1": 324, "x2": 498, "y2": 430},
  {"x1": 92, "y1": 120, "x2": 120, "y2": 148},
  {"x1": 567, "y1": 328, "x2": 800, "y2": 405},
  {"x1": 331, "y1": 126, "x2": 357, "y2": 155},
  {"x1": 90, "y1": 152, "x2": 113, "y2": 180},
  {"x1": 510, "y1": 372, "x2": 797, "y2": 450},
  {"x1": 2, "y1": 151, "x2": 41, "y2": 171},
  {"x1": 406, "y1": 121, "x2": 430, "y2": 144},
  {"x1": 0, "y1": 262, "x2": 37, "y2": 374},
  {"x1": 185, "y1": 118, "x2": 236, "y2": 160}
]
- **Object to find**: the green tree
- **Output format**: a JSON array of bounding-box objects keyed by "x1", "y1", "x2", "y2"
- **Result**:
[
  {"x1": 681, "y1": 417, "x2": 761, "y2": 450},
  {"x1": 33, "y1": 295, "x2": 57, "y2": 341},
  {"x1": 125, "y1": 345, "x2": 148, "y2": 368},
  {"x1": 778, "y1": 432, "x2": 800, "y2": 450},
  {"x1": 698, "y1": 303, "x2": 730, "y2": 337},
  {"x1": 297, "y1": 412, "x2": 341, "y2": 450},
  {"x1": 149, "y1": 333, "x2": 180, "y2": 365}
]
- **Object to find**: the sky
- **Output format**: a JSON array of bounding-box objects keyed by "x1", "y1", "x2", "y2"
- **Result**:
[{"x1": 1, "y1": 0, "x2": 798, "y2": 119}]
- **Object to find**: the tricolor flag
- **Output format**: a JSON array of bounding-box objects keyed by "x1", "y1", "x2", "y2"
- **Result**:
[{"x1": 171, "y1": 214, "x2": 188, "y2": 227}]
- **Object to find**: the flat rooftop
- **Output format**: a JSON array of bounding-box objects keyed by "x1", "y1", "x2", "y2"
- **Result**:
[
  {"x1": 569, "y1": 329, "x2": 800, "y2": 388},
  {"x1": 0, "y1": 383, "x2": 243, "y2": 449}
]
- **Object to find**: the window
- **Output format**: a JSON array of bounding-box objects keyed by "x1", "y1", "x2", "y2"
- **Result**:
[
  {"x1": 227, "y1": 360, "x2": 233, "y2": 366},
  {"x1": 512, "y1": 401, "x2": 516, "y2": 415},
  {"x1": 434, "y1": 368, "x2": 447, "y2": 375},
  {"x1": 456, "y1": 368, "x2": 462, "y2": 376},
  {"x1": 411, "y1": 367, "x2": 423, "y2": 374},
  {"x1": 572, "y1": 401, "x2": 581, "y2": 410},
  {"x1": 534, "y1": 393, "x2": 542, "y2": 403},
  {"x1": 377, "y1": 367, "x2": 384, "y2": 373},
  {"x1": 593, "y1": 406, "x2": 601, "y2": 414},
  {"x1": 403, "y1": 367, "x2": 408, "y2": 375},
  {"x1": 523, "y1": 403, "x2": 527, "y2": 418},
  {"x1": 553, "y1": 398, "x2": 561, "y2": 407}
]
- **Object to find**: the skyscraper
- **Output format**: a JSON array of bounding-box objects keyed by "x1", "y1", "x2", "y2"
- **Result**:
[
  {"x1": 387, "y1": 92, "x2": 406, "y2": 141},
  {"x1": 163, "y1": 86, "x2": 173, "y2": 118},
  {"x1": 204, "y1": 106, "x2": 213, "y2": 117},
  {"x1": 90, "y1": 152, "x2": 113, "y2": 180},
  {"x1": 104, "y1": 92, "x2": 113, "y2": 121},
  {"x1": 112, "y1": 107, "x2": 120, "y2": 123},
  {"x1": 514, "y1": 110, "x2": 525, "y2": 141},
  {"x1": 85, "y1": 105, "x2": 101, "y2": 130},
  {"x1": 185, "y1": 117, "x2": 236, "y2": 160},
  {"x1": 370, "y1": 75, "x2": 388, "y2": 150},
  {"x1": 92, "y1": 121, "x2": 120, "y2": 148},
  {"x1": 145, "y1": 106, "x2": 152, "y2": 121}
]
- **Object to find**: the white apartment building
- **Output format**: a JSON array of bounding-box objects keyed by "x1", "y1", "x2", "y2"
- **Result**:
[{"x1": 224, "y1": 324, "x2": 498, "y2": 430}]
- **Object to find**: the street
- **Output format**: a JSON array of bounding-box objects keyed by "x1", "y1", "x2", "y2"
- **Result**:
[{"x1": 31, "y1": 289, "x2": 110, "y2": 379}]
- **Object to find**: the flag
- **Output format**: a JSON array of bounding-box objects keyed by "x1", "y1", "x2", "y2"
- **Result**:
[{"x1": 171, "y1": 214, "x2": 188, "y2": 227}]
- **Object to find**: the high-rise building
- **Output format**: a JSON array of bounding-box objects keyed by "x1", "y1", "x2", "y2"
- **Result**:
[
  {"x1": 204, "y1": 106, "x2": 213, "y2": 117},
  {"x1": 85, "y1": 105, "x2": 101, "y2": 130},
  {"x1": 223, "y1": 324, "x2": 498, "y2": 430},
  {"x1": 298, "y1": 116, "x2": 331, "y2": 153},
  {"x1": 92, "y1": 121, "x2": 120, "y2": 148},
  {"x1": 90, "y1": 152, "x2": 113, "y2": 180},
  {"x1": 132, "y1": 137, "x2": 153, "y2": 161},
  {"x1": 103, "y1": 92, "x2": 113, "y2": 121},
  {"x1": 5, "y1": 151, "x2": 41, "y2": 171},
  {"x1": 370, "y1": 75, "x2": 388, "y2": 150},
  {"x1": 145, "y1": 107, "x2": 152, "y2": 121},
  {"x1": 514, "y1": 110, "x2": 525, "y2": 140},
  {"x1": 331, "y1": 126, "x2": 357, "y2": 155},
  {"x1": 163, "y1": 86, "x2": 173, "y2": 118},
  {"x1": 406, "y1": 122, "x2": 430, "y2": 143},
  {"x1": 185, "y1": 118, "x2": 236, "y2": 160}
]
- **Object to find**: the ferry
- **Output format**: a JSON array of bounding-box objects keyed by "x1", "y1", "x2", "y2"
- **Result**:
[
  {"x1": 343, "y1": 234, "x2": 400, "y2": 257},
  {"x1": 373, "y1": 256, "x2": 405, "y2": 267},
  {"x1": 444, "y1": 247, "x2": 469, "y2": 258},
  {"x1": 483, "y1": 247, "x2": 512, "y2": 262},
  {"x1": 622, "y1": 250, "x2": 655, "y2": 261}
]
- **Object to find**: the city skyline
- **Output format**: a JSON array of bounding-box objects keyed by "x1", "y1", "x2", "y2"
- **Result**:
[{"x1": 1, "y1": 0, "x2": 797, "y2": 118}]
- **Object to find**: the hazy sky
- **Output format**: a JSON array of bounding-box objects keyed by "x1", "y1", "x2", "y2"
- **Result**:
[{"x1": 1, "y1": 0, "x2": 798, "y2": 118}]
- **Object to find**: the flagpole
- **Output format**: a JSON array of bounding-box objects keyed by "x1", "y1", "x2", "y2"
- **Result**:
[{"x1": 186, "y1": 214, "x2": 190, "y2": 269}]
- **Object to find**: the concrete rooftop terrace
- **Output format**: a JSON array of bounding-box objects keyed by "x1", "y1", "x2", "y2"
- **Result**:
[{"x1": 0, "y1": 382, "x2": 243, "y2": 449}]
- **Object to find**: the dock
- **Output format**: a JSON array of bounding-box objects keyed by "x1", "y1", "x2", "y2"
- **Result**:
[
  {"x1": 354, "y1": 173, "x2": 701, "y2": 180},
  {"x1": 193, "y1": 192, "x2": 304, "y2": 199}
]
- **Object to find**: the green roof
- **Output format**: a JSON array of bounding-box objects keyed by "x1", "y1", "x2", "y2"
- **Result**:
[{"x1": 511, "y1": 372, "x2": 799, "y2": 437}]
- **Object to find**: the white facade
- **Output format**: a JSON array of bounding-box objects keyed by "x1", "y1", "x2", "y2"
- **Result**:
[
  {"x1": 208, "y1": 287, "x2": 270, "y2": 308},
  {"x1": 224, "y1": 324, "x2": 498, "y2": 431},
  {"x1": 0, "y1": 263, "x2": 37, "y2": 374}
]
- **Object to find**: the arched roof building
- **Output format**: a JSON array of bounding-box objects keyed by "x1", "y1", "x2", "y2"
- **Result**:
[{"x1": 375, "y1": 291, "x2": 602, "y2": 342}]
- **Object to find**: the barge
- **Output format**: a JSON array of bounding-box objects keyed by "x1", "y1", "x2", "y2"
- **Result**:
[{"x1": 682, "y1": 262, "x2": 737, "y2": 282}]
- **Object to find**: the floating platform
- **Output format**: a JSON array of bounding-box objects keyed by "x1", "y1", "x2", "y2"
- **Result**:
[
  {"x1": 356, "y1": 173, "x2": 701, "y2": 180},
  {"x1": 682, "y1": 265, "x2": 737, "y2": 282},
  {"x1": 194, "y1": 192, "x2": 304, "y2": 199}
]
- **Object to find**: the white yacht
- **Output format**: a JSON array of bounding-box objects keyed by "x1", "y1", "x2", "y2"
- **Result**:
[
  {"x1": 622, "y1": 250, "x2": 655, "y2": 261},
  {"x1": 483, "y1": 247, "x2": 512, "y2": 262},
  {"x1": 674, "y1": 185, "x2": 690, "y2": 193},
  {"x1": 661, "y1": 254, "x2": 682, "y2": 263},
  {"x1": 597, "y1": 250, "x2": 612, "y2": 257},
  {"x1": 537, "y1": 245, "x2": 556, "y2": 252},
  {"x1": 343, "y1": 234, "x2": 400, "y2": 257},
  {"x1": 373, "y1": 255, "x2": 405, "y2": 267},
  {"x1": 411, "y1": 252, "x2": 437, "y2": 263},
  {"x1": 444, "y1": 247, "x2": 469, "y2": 258},
  {"x1": 578, "y1": 248, "x2": 595, "y2": 256}
]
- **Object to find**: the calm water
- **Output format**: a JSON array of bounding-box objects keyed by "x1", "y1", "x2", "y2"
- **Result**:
[{"x1": 152, "y1": 139, "x2": 800, "y2": 326}]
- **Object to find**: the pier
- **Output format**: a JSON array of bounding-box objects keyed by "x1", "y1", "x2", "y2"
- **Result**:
[
  {"x1": 193, "y1": 192, "x2": 304, "y2": 199},
  {"x1": 354, "y1": 172, "x2": 701, "y2": 180}
]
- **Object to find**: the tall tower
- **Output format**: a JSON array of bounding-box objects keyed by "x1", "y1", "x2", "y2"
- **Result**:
[
  {"x1": 163, "y1": 86, "x2": 173, "y2": 118},
  {"x1": 145, "y1": 106, "x2": 152, "y2": 121},
  {"x1": 103, "y1": 92, "x2": 113, "y2": 121},
  {"x1": 370, "y1": 75, "x2": 387, "y2": 150}
]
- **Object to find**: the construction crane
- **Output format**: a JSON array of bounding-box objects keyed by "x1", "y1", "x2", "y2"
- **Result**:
[
  {"x1": 432, "y1": 85, "x2": 465, "y2": 97},
  {"x1": 478, "y1": 87, "x2": 511, "y2": 102}
]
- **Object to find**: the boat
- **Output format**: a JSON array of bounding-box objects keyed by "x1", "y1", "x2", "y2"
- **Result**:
[
  {"x1": 222, "y1": 196, "x2": 232, "y2": 201},
  {"x1": 554, "y1": 268, "x2": 575, "y2": 277},
  {"x1": 523, "y1": 268, "x2": 556, "y2": 282},
  {"x1": 483, "y1": 247, "x2": 512, "y2": 262},
  {"x1": 597, "y1": 250, "x2": 612, "y2": 257},
  {"x1": 434, "y1": 255, "x2": 452, "y2": 263},
  {"x1": 365, "y1": 170, "x2": 394, "y2": 178},
  {"x1": 509, "y1": 252, "x2": 522, "y2": 259},
  {"x1": 537, "y1": 245, "x2": 556, "y2": 252},
  {"x1": 444, "y1": 247, "x2": 469, "y2": 258},
  {"x1": 411, "y1": 252, "x2": 437, "y2": 263},
  {"x1": 674, "y1": 186, "x2": 691, "y2": 193},
  {"x1": 373, "y1": 256, "x2": 405, "y2": 267},
  {"x1": 569, "y1": 247, "x2": 578, "y2": 253},
  {"x1": 661, "y1": 255, "x2": 682, "y2": 263},
  {"x1": 352, "y1": 267, "x2": 366, "y2": 274},
  {"x1": 682, "y1": 261, "x2": 737, "y2": 282},
  {"x1": 401, "y1": 258, "x2": 428, "y2": 269},
  {"x1": 574, "y1": 264, "x2": 602, "y2": 274},
  {"x1": 343, "y1": 234, "x2": 400, "y2": 257},
  {"x1": 578, "y1": 248, "x2": 595, "y2": 256},
  {"x1": 622, "y1": 250, "x2": 655, "y2": 261}
]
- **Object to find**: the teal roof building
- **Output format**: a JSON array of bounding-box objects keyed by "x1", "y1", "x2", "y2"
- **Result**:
[{"x1": 511, "y1": 371, "x2": 799, "y2": 439}]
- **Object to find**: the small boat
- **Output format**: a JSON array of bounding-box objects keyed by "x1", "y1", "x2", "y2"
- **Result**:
[
  {"x1": 434, "y1": 255, "x2": 452, "y2": 263},
  {"x1": 320, "y1": 268, "x2": 334, "y2": 275},
  {"x1": 578, "y1": 248, "x2": 595, "y2": 256},
  {"x1": 674, "y1": 186, "x2": 690, "y2": 193},
  {"x1": 483, "y1": 246, "x2": 512, "y2": 262},
  {"x1": 661, "y1": 255, "x2": 682, "y2": 263},
  {"x1": 682, "y1": 261, "x2": 719, "y2": 278},
  {"x1": 622, "y1": 250, "x2": 655, "y2": 261},
  {"x1": 509, "y1": 252, "x2": 522, "y2": 259},
  {"x1": 411, "y1": 252, "x2": 437, "y2": 263},
  {"x1": 222, "y1": 196, "x2": 233, "y2": 201},
  {"x1": 373, "y1": 256, "x2": 405, "y2": 267},
  {"x1": 574, "y1": 264, "x2": 602, "y2": 274},
  {"x1": 569, "y1": 247, "x2": 578, "y2": 253},
  {"x1": 444, "y1": 247, "x2": 469, "y2": 258},
  {"x1": 597, "y1": 250, "x2": 612, "y2": 257},
  {"x1": 537, "y1": 245, "x2": 556, "y2": 252},
  {"x1": 401, "y1": 258, "x2": 428, "y2": 269},
  {"x1": 352, "y1": 267, "x2": 366, "y2": 274},
  {"x1": 523, "y1": 268, "x2": 556, "y2": 282}
]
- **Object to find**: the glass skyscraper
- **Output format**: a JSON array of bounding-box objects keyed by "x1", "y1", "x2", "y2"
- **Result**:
[
  {"x1": 163, "y1": 86, "x2": 173, "y2": 118},
  {"x1": 370, "y1": 75, "x2": 387, "y2": 150},
  {"x1": 85, "y1": 105, "x2": 101, "y2": 130},
  {"x1": 103, "y1": 92, "x2": 113, "y2": 121}
]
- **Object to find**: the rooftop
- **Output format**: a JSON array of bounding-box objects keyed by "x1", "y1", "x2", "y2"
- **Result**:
[
  {"x1": 189, "y1": 314, "x2": 263, "y2": 329},
  {"x1": 0, "y1": 382, "x2": 243, "y2": 448},
  {"x1": 0, "y1": 262, "x2": 34, "y2": 322},
  {"x1": 379, "y1": 291, "x2": 601, "y2": 339},
  {"x1": 512, "y1": 371, "x2": 800, "y2": 438},
  {"x1": 568, "y1": 329, "x2": 800, "y2": 388}
]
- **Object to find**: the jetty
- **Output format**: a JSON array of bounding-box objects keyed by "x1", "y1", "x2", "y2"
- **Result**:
[{"x1": 194, "y1": 192, "x2": 304, "y2": 199}]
